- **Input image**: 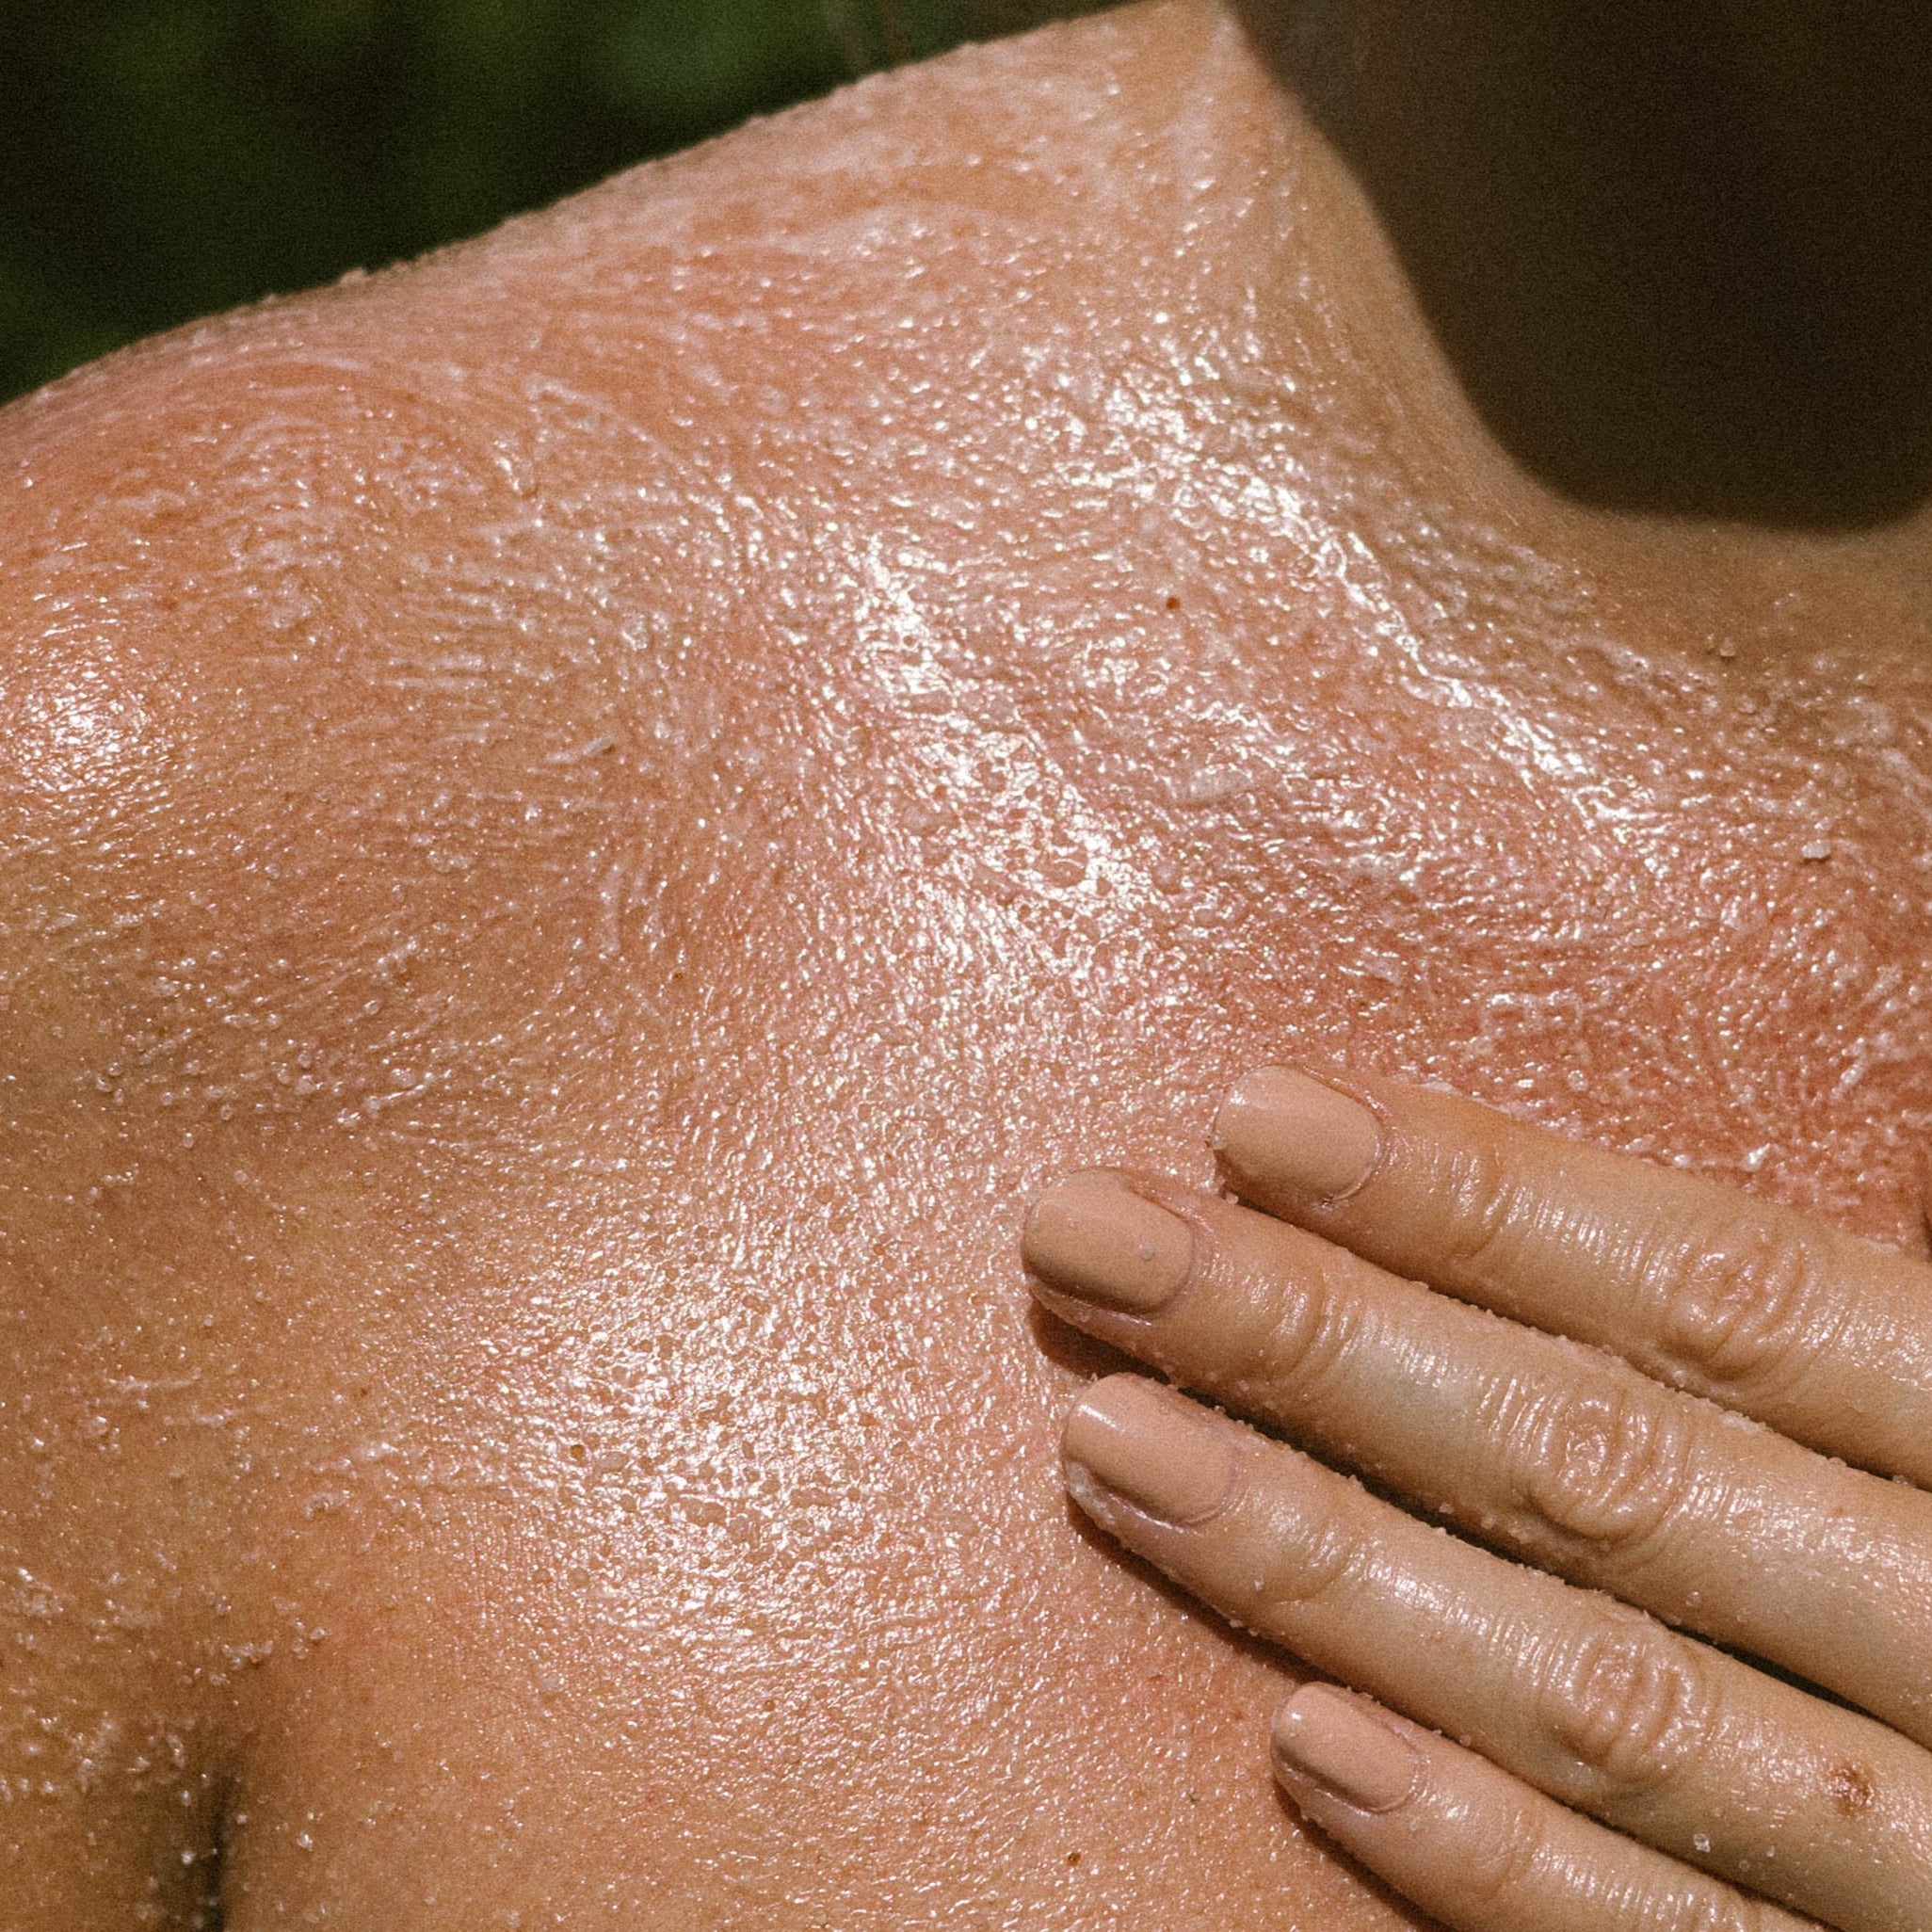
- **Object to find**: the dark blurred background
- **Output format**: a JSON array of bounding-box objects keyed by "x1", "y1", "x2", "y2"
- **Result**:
[{"x1": 0, "y1": 0, "x2": 1094, "y2": 404}]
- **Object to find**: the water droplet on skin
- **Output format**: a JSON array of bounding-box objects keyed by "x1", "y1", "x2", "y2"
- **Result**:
[{"x1": 1178, "y1": 765, "x2": 1252, "y2": 806}]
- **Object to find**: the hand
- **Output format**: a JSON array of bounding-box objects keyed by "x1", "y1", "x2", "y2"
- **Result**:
[{"x1": 1022, "y1": 1066, "x2": 1932, "y2": 1932}]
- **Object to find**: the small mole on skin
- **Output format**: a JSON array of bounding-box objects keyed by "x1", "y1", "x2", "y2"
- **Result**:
[
  {"x1": 1829, "y1": 1759, "x2": 1876, "y2": 1815},
  {"x1": 1166, "y1": 594, "x2": 1182, "y2": 612}
]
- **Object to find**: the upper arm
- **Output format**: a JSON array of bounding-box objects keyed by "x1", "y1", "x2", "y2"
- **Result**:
[
  {"x1": 0, "y1": 313, "x2": 552, "y2": 1927},
  {"x1": 0, "y1": 233, "x2": 726, "y2": 1920}
]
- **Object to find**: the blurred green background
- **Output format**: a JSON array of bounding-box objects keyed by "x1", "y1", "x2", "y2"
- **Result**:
[{"x1": 0, "y1": 0, "x2": 1096, "y2": 404}]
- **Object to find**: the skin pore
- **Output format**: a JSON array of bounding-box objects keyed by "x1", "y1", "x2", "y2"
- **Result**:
[{"x1": 4, "y1": 0, "x2": 1932, "y2": 1924}]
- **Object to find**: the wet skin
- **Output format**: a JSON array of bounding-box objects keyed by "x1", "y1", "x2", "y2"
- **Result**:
[{"x1": 4, "y1": 1, "x2": 1932, "y2": 1924}]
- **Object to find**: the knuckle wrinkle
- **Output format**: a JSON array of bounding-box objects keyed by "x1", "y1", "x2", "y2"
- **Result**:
[
  {"x1": 1520, "y1": 1378, "x2": 1697, "y2": 1555},
  {"x1": 1250, "y1": 1476, "x2": 1360, "y2": 1611},
  {"x1": 1651, "y1": 1212, "x2": 1840, "y2": 1397},
  {"x1": 1460, "y1": 1799, "x2": 1547, "y2": 1904},
  {"x1": 1536, "y1": 1614, "x2": 1713, "y2": 1798},
  {"x1": 1440, "y1": 1136, "x2": 1529, "y2": 1284},
  {"x1": 1220, "y1": 1250, "x2": 1346, "y2": 1410}
]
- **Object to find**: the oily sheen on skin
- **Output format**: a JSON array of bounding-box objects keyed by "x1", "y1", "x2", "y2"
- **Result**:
[
  {"x1": 3, "y1": 2, "x2": 1932, "y2": 1924},
  {"x1": 1030, "y1": 1068, "x2": 1932, "y2": 1929}
]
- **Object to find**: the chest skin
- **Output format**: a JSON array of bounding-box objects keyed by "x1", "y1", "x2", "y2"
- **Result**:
[{"x1": 4, "y1": 4, "x2": 1932, "y2": 1925}]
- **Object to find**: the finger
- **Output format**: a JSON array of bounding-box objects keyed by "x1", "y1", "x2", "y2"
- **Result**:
[
  {"x1": 1024, "y1": 1172, "x2": 1932, "y2": 1747},
  {"x1": 1270, "y1": 1683, "x2": 1823, "y2": 1932},
  {"x1": 1061, "y1": 1376, "x2": 1932, "y2": 1932},
  {"x1": 1209, "y1": 1064, "x2": 1932, "y2": 1485}
]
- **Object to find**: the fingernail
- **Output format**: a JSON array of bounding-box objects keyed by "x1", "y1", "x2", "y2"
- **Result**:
[
  {"x1": 1023, "y1": 1172, "x2": 1196, "y2": 1313},
  {"x1": 1062, "y1": 1377, "x2": 1239, "y2": 1525},
  {"x1": 1271, "y1": 1684, "x2": 1423, "y2": 1813},
  {"x1": 1214, "y1": 1067, "x2": 1380, "y2": 1202}
]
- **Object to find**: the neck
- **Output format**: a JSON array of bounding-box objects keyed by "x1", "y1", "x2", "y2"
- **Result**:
[{"x1": 1227, "y1": 0, "x2": 1932, "y2": 525}]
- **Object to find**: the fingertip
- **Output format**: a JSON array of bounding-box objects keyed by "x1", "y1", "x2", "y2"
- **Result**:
[
  {"x1": 1059, "y1": 1376, "x2": 1240, "y2": 1526},
  {"x1": 1022, "y1": 1170, "x2": 1195, "y2": 1313},
  {"x1": 1213, "y1": 1065, "x2": 1382, "y2": 1204},
  {"x1": 1270, "y1": 1683, "x2": 1425, "y2": 1815}
]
